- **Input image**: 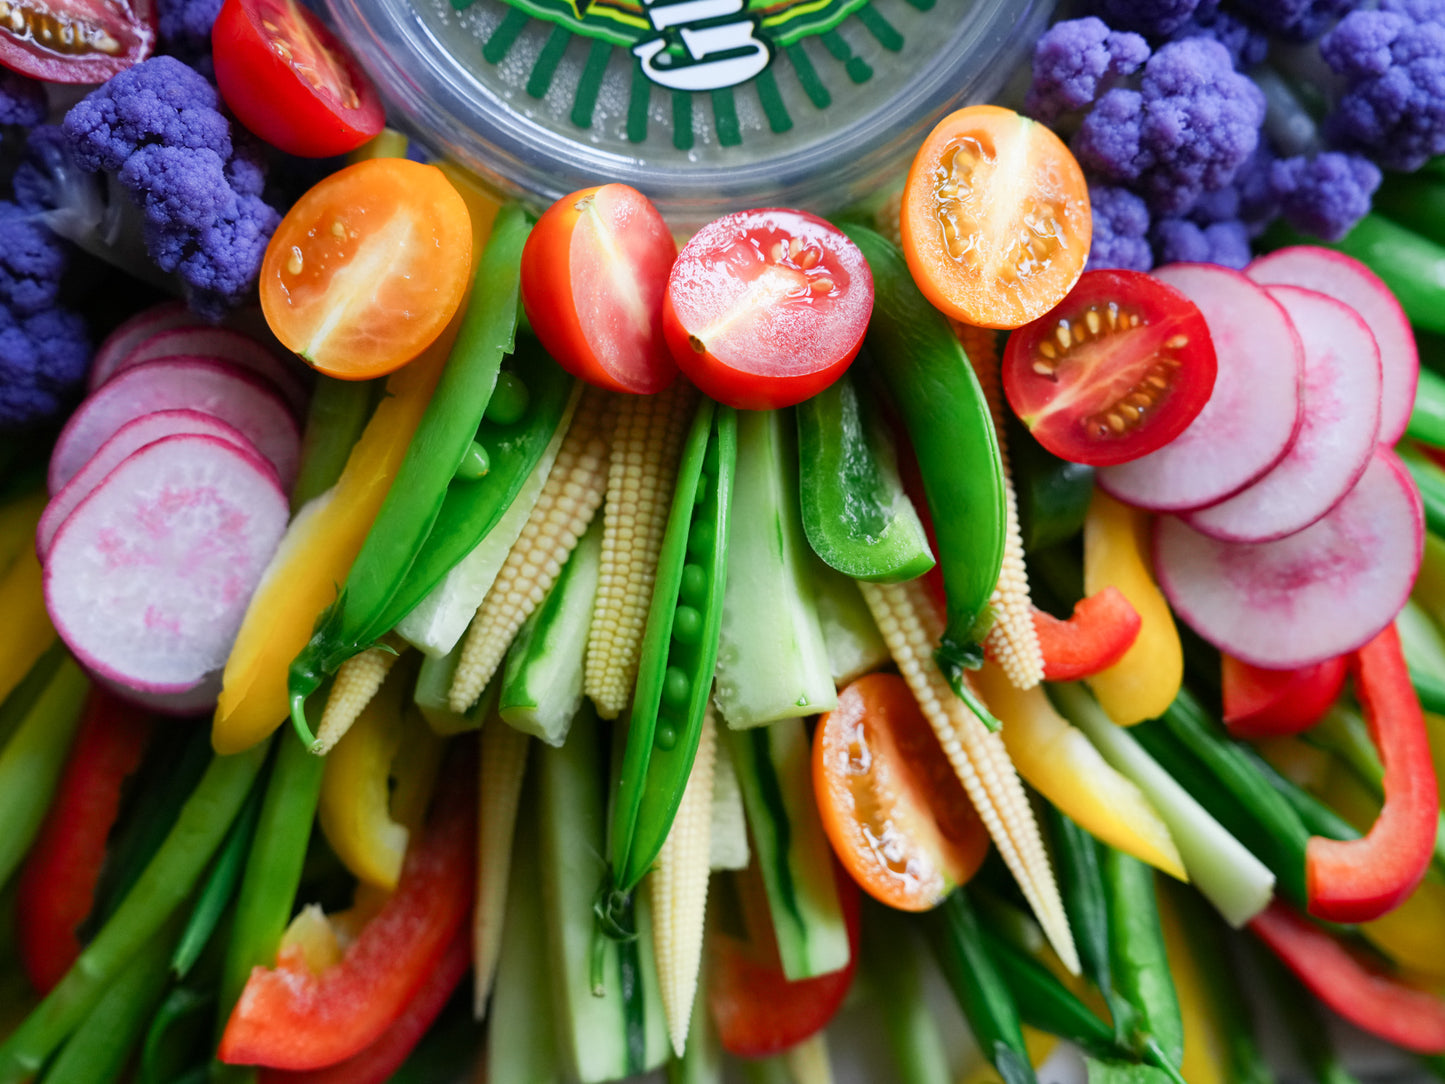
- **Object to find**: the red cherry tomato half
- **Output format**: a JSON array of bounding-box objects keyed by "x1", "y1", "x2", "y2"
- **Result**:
[
  {"x1": 0, "y1": 0, "x2": 153, "y2": 83},
  {"x1": 520, "y1": 183, "x2": 678, "y2": 395},
  {"x1": 663, "y1": 208, "x2": 873, "y2": 410},
  {"x1": 211, "y1": 0, "x2": 385, "y2": 158},
  {"x1": 1002, "y1": 269, "x2": 1217, "y2": 467}
]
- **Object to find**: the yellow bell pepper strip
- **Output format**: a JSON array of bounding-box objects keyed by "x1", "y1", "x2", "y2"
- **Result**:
[
  {"x1": 0, "y1": 540, "x2": 57, "y2": 711},
  {"x1": 1084, "y1": 491, "x2": 1183, "y2": 726},
  {"x1": 977, "y1": 663, "x2": 1185, "y2": 880}
]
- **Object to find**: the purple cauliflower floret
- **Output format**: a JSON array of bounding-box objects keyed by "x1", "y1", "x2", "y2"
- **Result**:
[
  {"x1": 60, "y1": 57, "x2": 280, "y2": 317},
  {"x1": 156, "y1": 0, "x2": 224, "y2": 72},
  {"x1": 1233, "y1": 0, "x2": 1359, "y2": 41},
  {"x1": 1087, "y1": 0, "x2": 1202, "y2": 37},
  {"x1": 1026, "y1": 18, "x2": 1151, "y2": 122},
  {"x1": 0, "y1": 71, "x2": 45, "y2": 128},
  {"x1": 0, "y1": 306, "x2": 90, "y2": 430},
  {"x1": 1321, "y1": 0, "x2": 1445, "y2": 171},
  {"x1": 1270, "y1": 150, "x2": 1380, "y2": 239},
  {"x1": 1086, "y1": 184, "x2": 1155, "y2": 270},
  {"x1": 1173, "y1": 1, "x2": 1271, "y2": 67},
  {"x1": 1152, "y1": 216, "x2": 1253, "y2": 266},
  {"x1": 1074, "y1": 37, "x2": 1266, "y2": 215},
  {"x1": 0, "y1": 203, "x2": 67, "y2": 315}
]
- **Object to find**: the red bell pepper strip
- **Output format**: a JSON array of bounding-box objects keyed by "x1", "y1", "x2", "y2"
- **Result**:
[
  {"x1": 258, "y1": 927, "x2": 470, "y2": 1084},
  {"x1": 15, "y1": 690, "x2": 152, "y2": 994},
  {"x1": 218, "y1": 749, "x2": 475, "y2": 1071},
  {"x1": 1306, "y1": 623, "x2": 1439, "y2": 923},
  {"x1": 1030, "y1": 587, "x2": 1141, "y2": 682},
  {"x1": 1221, "y1": 653, "x2": 1348, "y2": 739},
  {"x1": 1250, "y1": 898, "x2": 1445, "y2": 1053}
]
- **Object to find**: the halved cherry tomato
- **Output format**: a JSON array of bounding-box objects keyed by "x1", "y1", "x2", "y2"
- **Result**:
[
  {"x1": 709, "y1": 861, "x2": 861, "y2": 1058},
  {"x1": 901, "y1": 105, "x2": 1090, "y2": 330},
  {"x1": 260, "y1": 158, "x2": 472, "y2": 380},
  {"x1": 662, "y1": 208, "x2": 872, "y2": 410},
  {"x1": 1002, "y1": 269, "x2": 1218, "y2": 466},
  {"x1": 1222, "y1": 653, "x2": 1348, "y2": 739},
  {"x1": 212, "y1": 0, "x2": 384, "y2": 158},
  {"x1": 813, "y1": 673, "x2": 989, "y2": 911},
  {"x1": 0, "y1": 0, "x2": 153, "y2": 83},
  {"x1": 520, "y1": 183, "x2": 677, "y2": 395},
  {"x1": 1030, "y1": 587, "x2": 1142, "y2": 682}
]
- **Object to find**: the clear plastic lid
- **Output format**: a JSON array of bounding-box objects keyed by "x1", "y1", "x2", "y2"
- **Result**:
[{"x1": 325, "y1": 0, "x2": 1054, "y2": 223}]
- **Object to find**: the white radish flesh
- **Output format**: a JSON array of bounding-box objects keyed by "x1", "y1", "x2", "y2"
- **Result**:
[
  {"x1": 49, "y1": 359, "x2": 300, "y2": 495},
  {"x1": 1183, "y1": 286, "x2": 1381, "y2": 543},
  {"x1": 1153, "y1": 449, "x2": 1423, "y2": 669},
  {"x1": 113, "y1": 327, "x2": 309, "y2": 412},
  {"x1": 44, "y1": 434, "x2": 290, "y2": 693},
  {"x1": 1098, "y1": 263, "x2": 1305, "y2": 512},
  {"x1": 37, "y1": 409, "x2": 257, "y2": 560},
  {"x1": 88, "y1": 303, "x2": 200, "y2": 391},
  {"x1": 1248, "y1": 246, "x2": 1417, "y2": 444}
]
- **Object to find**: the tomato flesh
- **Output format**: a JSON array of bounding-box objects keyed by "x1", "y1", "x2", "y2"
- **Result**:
[
  {"x1": 902, "y1": 105, "x2": 1090, "y2": 330},
  {"x1": 520, "y1": 184, "x2": 677, "y2": 395},
  {"x1": 0, "y1": 0, "x2": 153, "y2": 82},
  {"x1": 663, "y1": 208, "x2": 872, "y2": 410},
  {"x1": 212, "y1": 0, "x2": 384, "y2": 158},
  {"x1": 813, "y1": 672, "x2": 989, "y2": 911},
  {"x1": 1002, "y1": 269, "x2": 1218, "y2": 466},
  {"x1": 260, "y1": 158, "x2": 472, "y2": 380},
  {"x1": 1222, "y1": 653, "x2": 1348, "y2": 739}
]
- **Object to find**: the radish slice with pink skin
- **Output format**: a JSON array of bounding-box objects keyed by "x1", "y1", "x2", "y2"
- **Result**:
[
  {"x1": 94, "y1": 671, "x2": 222, "y2": 717},
  {"x1": 1098, "y1": 263, "x2": 1305, "y2": 512},
  {"x1": 113, "y1": 327, "x2": 310, "y2": 412},
  {"x1": 88, "y1": 303, "x2": 201, "y2": 392},
  {"x1": 48, "y1": 359, "x2": 300, "y2": 495},
  {"x1": 44, "y1": 434, "x2": 290, "y2": 694},
  {"x1": 1248, "y1": 246, "x2": 1417, "y2": 444},
  {"x1": 37, "y1": 409, "x2": 257, "y2": 561},
  {"x1": 1182, "y1": 286, "x2": 1381, "y2": 543},
  {"x1": 1154, "y1": 448, "x2": 1423, "y2": 670}
]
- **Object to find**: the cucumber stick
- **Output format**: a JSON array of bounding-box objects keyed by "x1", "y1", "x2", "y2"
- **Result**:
[
  {"x1": 728, "y1": 718, "x2": 850, "y2": 981},
  {"x1": 809, "y1": 557, "x2": 889, "y2": 686},
  {"x1": 412, "y1": 646, "x2": 488, "y2": 735},
  {"x1": 715, "y1": 410, "x2": 836, "y2": 728},
  {"x1": 499, "y1": 515, "x2": 601, "y2": 746},
  {"x1": 538, "y1": 708, "x2": 669, "y2": 1082},
  {"x1": 709, "y1": 729, "x2": 749, "y2": 872}
]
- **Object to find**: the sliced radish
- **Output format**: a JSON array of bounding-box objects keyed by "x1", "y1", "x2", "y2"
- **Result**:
[
  {"x1": 89, "y1": 303, "x2": 201, "y2": 392},
  {"x1": 113, "y1": 327, "x2": 310, "y2": 412},
  {"x1": 1247, "y1": 246, "x2": 1417, "y2": 444},
  {"x1": 44, "y1": 434, "x2": 289, "y2": 693},
  {"x1": 37, "y1": 409, "x2": 257, "y2": 561},
  {"x1": 49, "y1": 360, "x2": 300, "y2": 495},
  {"x1": 94, "y1": 671, "x2": 223, "y2": 717},
  {"x1": 1098, "y1": 264, "x2": 1305, "y2": 512},
  {"x1": 1182, "y1": 286, "x2": 1381, "y2": 543},
  {"x1": 1154, "y1": 449, "x2": 1423, "y2": 669}
]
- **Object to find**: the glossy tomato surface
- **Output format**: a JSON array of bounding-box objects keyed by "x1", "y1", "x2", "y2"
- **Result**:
[
  {"x1": 520, "y1": 183, "x2": 677, "y2": 395},
  {"x1": 663, "y1": 208, "x2": 872, "y2": 410},
  {"x1": 212, "y1": 0, "x2": 384, "y2": 158},
  {"x1": 901, "y1": 105, "x2": 1090, "y2": 329},
  {"x1": 260, "y1": 158, "x2": 472, "y2": 379},
  {"x1": 0, "y1": 0, "x2": 153, "y2": 82},
  {"x1": 813, "y1": 673, "x2": 989, "y2": 911},
  {"x1": 1003, "y1": 268, "x2": 1217, "y2": 466}
]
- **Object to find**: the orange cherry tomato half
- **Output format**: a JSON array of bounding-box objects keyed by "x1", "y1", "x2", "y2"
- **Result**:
[
  {"x1": 813, "y1": 672, "x2": 990, "y2": 911},
  {"x1": 260, "y1": 158, "x2": 472, "y2": 380},
  {"x1": 901, "y1": 104, "x2": 1091, "y2": 330},
  {"x1": 520, "y1": 183, "x2": 678, "y2": 395}
]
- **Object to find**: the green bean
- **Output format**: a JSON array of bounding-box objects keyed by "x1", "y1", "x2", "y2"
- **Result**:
[
  {"x1": 1402, "y1": 445, "x2": 1445, "y2": 540},
  {"x1": 171, "y1": 777, "x2": 264, "y2": 979},
  {"x1": 0, "y1": 739, "x2": 269, "y2": 1083},
  {"x1": 1102, "y1": 850, "x2": 1184, "y2": 1076},
  {"x1": 1242, "y1": 747, "x2": 1359, "y2": 844},
  {"x1": 289, "y1": 377, "x2": 378, "y2": 512},
  {"x1": 142, "y1": 987, "x2": 216, "y2": 1084},
  {"x1": 979, "y1": 928, "x2": 1118, "y2": 1058},
  {"x1": 862, "y1": 904, "x2": 951, "y2": 1084},
  {"x1": 1410, "y1": 369, "x2": 1445, "y2": 452},
  {"x1": 0, "y1": 654, "x2": 88, "y2": 893},
  {"x1": 1375, "y1": 172, "x2": 1445, "y2": 250}
]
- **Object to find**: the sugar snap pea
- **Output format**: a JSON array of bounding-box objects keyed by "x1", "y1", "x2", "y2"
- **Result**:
[
  {"x1": 1103, "y1": 849, "x2": 1185, "y2": 1076},
  {"x1": 607, "y1": 399, "x2": 736, "y2": 900}
]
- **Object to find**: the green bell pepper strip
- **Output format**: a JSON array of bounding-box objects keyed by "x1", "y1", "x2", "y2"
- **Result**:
[
  {"x1": 1007, "y1": 414, "x2": 1096, "y2": 556},
  {"x1": 841, "y1": 224, "x2": 1006, "y2": 684},
  {"x1": 795, "y1": 369, "x2": 935, "y2": 583},
  {"x1": 607, "y1": 400, "x2": 737, "y2": 900},
  {"x1": 1102, "y1": 849, "x2": 1185, "y2": 1076},
  {"x1": 0, "y1": 654, "x2": 88, "y2": 895},
  {"x1": 170, "y1": 777, "x2": 263, "y2": 980},
  {"x1": 924, "y1": 891, "x2": 1037, "y2": 1084},
  {"x1": 0, "y1": 739, "x2": 269, "y2": 1083},
  {"x1": 288, "y1": 204, "x2": 531, "y2": 736}
]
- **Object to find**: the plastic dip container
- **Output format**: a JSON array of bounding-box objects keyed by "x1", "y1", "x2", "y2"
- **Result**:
[{"x1": 325, "y1": 0, "x2": 1055, "y2": 222}]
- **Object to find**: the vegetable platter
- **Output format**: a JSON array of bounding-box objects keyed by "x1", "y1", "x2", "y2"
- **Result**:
[{"x1": 10, "y1": 1, "x2": 1445, "y2": 1082}]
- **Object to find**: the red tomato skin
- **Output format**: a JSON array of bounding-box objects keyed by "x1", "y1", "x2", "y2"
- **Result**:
[
  {"x1": 211, "y1": 0, "x2": 384, "y2": 158},
  {"x1": 1222, "y1": 653, "x2": 1348, "y2": 739},
  {"x1": 663, "y1": 209, "x2": 872, "y2": 411},
  {"x1": 0, "y1": 0, "x2": 154, "y2": 83},
  {"x1": 520, "y1": 184, "x2": 678, "y2": 395}
]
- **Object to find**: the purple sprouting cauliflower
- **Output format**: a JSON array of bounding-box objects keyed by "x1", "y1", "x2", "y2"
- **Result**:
[
  {"x1": 1086, "y1": 184, "x2": 1155, "y2": 270},
  {"x1": 1026, "y1": 18, "x2": 1151, "y2": 122}
]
